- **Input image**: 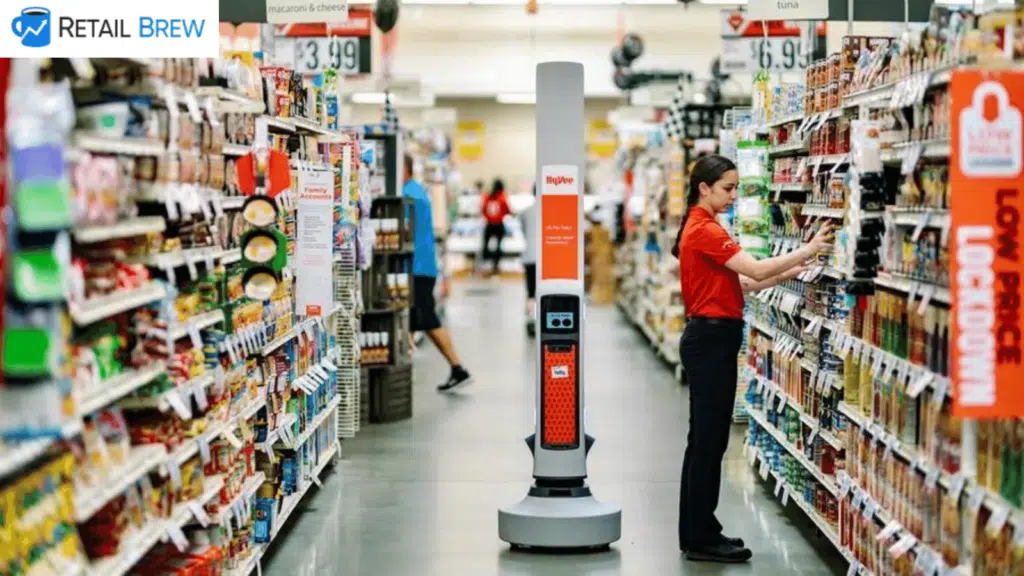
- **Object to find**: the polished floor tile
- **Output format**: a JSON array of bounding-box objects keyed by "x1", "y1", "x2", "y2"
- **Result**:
[{"x1": 264, "y1": 279, "x2": 846, "y2": 576}]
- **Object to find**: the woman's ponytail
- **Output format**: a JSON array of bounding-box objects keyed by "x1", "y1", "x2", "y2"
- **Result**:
[{"x1": 670, "y1": 154, "x2": 738, "y2": 259}]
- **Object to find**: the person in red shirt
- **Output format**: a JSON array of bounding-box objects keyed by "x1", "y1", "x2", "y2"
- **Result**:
[
  {"x1": 674, "y1": 155, "x2": 832, "y2": 564},
  {"x1": 480, "y1": 179, "x2": 511, "y2": 276}
]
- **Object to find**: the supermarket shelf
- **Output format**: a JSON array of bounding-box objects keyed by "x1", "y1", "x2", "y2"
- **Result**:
[
  {"x1": 0, "y1": 438, "x2": 56, "y2": 481},
  {"x1": 745, "y1": 316, "x2": 774, "y2": 338},
  {"x1": 137, "y1": 246, "x2": 228, "y2": 269},
  {"x1": 118, "y1": 371, "x2": 215, "y2": 413},
  {"x1": 75, "y1": 444, "x2": 169, "y2": 522},
  {"x1": 767, "y1": 113, "x2": 805, "y2": 128},
  {"x1": 769, "y1": 182, "x2": 812, "y2": 193},
  {"x1": 221, "y1": 196, "x2": 246, "y2": 210},
  {"x1": 222, "y1": 143, "x2": 251, "y2": 157},
  {"x1": 228, "y1": 441, "x2": 338, "y2": 576},
  {"x1": 169, "y1": 309, "x2": 226, "y2": 341},
  {"x1": 890, "y1": 209, "x2": 949, "y2": 229},
  {"x1": 748, "y1": 447, "x2": 852, "y2": 565},
  {"x1": 74, "y1": 216, "x2": 166, "y2": 244},
  {"x1": 842, "y1": 66, "x2": 954, "y2": 109},
  {"x1": 85, "y1": 475, "x2": 224, "y2": 576},
  {"x1": 72, "y1": 132, "x2": 165, "y2": 156},
  {"x1": 745, "y1": 402, "x2": 838, "y2": 496},
  {"x1": 296, "y1": 396, "x2": 341, "y2": 447},
  {"x1": 195, "y1": 86, "x2": 266, "y2": 114},
  {"x1": 264, "y1": 116, "x2": 297, "y2": 133},
  {"x1": 746, "y1": 372, "x2": 843, "y2": 450},
  {"x1": 290, "y1": 116, "x2": 343, "y2": 140},
  {"x1": 225, "y1": 391, "x2": 268, "y2": 431},
  {"x1": 68, "y1": 282, "x2": 166, "y2": 326},
  {"x1": 221, "y1": 247, "x2": 242, "y2": 264},
  {"x1": 801, "y1": 205, "x2": 845, "y2": 219},
  {"x1": 880, "y1": 139, "x2": 950, "y2": 164},
  {"x1": 873, "y1": 272, "x2": 950, "y2": 305},
  {"x1": 807, "y1": 154, "x2": 848, "y2": 167},
  {"x1": 76, "y1": 363, "x2": 168, "y2": 416},
  {"x1": 213, "y1": 471, "x2": 266, "y2": 524},
  {"x1": 768, "y1": 140, "x2": 809, "y2": 157}
]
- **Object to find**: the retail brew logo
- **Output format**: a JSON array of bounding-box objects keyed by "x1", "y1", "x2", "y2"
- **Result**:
[
  {"x1": 10, "y1": 6, "x2": 207, "y2": 45},
  {"x1": 11, "y1": 7, "x2": 51, "y2": 48}
]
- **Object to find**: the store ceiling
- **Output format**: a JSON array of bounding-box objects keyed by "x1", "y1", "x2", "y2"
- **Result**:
[{"x1": 221, "y1": 0, "x2": 974, "y2": 26}]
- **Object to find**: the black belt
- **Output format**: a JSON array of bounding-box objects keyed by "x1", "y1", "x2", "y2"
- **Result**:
[{"x1": 687, "y1": 316, "x2": 745, "y2": 327}]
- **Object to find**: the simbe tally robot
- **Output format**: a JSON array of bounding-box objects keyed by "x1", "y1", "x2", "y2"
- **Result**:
[{"x1": 497, "y1": 61, "x2": 622, "y2": 551}]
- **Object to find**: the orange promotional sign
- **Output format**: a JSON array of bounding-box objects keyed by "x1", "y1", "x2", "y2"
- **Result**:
[
  {"x1": 540, "y1": 165, "x2": 580, "y2": 281},
  {"x1": 950, "y1": 69, "x2": 1024, "y2": 419}
]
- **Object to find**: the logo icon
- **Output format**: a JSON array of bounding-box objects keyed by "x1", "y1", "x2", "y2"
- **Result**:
[
  {"x1": 959, "y1": 80, "x2": 1023, "y2": 178},
  {"x1": 11, "y1": 7, "x2": 50, "y2": 48}
]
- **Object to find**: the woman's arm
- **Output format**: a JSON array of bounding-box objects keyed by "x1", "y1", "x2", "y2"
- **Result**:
[
  {"x1": 725, "y1": 223, "x2": 832, "y2": 282},
  {"x1": 740, "y1": 265, "x2": 808, "y2": 294}
]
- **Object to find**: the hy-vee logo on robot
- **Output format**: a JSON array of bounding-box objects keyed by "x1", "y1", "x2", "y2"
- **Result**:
[{"x1": 545, "y1": 175, "x2": 574, "y2": 186}]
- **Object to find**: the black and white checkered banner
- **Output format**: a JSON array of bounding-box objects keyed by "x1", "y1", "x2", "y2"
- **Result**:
[
  {"x1": 662, "y1": 76, "x2": 687, "y2": 140},
  {"x1": 383, "y1": 93, "x2": 399, "y2": 132}
]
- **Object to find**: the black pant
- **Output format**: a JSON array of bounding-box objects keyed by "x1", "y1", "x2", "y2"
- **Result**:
[
  {"x1": 678, "y1": 317, "x2": 744, "y2": 548},
  {"x1": 482, "y1": 223, "x2": 506, "y2": 273}
]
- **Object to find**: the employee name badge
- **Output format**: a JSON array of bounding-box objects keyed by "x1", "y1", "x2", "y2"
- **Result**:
[{"x1": 959, "y1": 80, "x2": 1023, "y2": 178}]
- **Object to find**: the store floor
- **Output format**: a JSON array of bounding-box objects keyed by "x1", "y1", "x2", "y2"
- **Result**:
[{"x1": 264, "y1": 279, "x2": 846, "y2": 576}]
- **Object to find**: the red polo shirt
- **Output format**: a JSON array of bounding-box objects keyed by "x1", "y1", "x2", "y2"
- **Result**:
[{"x1": 678, "y1": 206, "x2": 744, "y2": 319}]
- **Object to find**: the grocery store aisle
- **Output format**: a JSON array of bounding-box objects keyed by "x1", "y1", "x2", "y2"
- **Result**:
[{"x1": 264, "y1": 280, "x2": 846, "y2": 576}]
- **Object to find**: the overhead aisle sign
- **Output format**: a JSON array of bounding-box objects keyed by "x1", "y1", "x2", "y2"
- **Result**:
[
  {"x1": 747, "y1": 0, "x2": 828, "y2": 21},
  {"x1": 950, "y1": 69, "x2": 1024, "y2": 419},
  {"x1": 272, "y1": 9, "x2": 373, "y2": 75},
  {"x1": 719, "y1": 10, "x2": 826, "y2": 74}
]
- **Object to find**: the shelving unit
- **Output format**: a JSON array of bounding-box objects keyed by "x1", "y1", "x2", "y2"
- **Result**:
[
  {"x1": 738, "y1": 5, "x2": 1024, "y2": 573},
  {"x1": 0, "y1": 55, "x2": 364, "y2": 576}
]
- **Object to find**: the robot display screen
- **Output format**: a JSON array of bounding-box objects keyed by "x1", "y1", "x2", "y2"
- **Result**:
[
  {"x1": 539, "y1": 295, "x2": 580, "y2": 334},
  {"x1": 545, "y1": 312, "x2": 574, "y2": 331}
]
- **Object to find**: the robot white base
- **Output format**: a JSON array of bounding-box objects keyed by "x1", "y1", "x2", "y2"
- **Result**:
[{"x1": 498, "y1": 494, "x2": 622, "y2": 550}]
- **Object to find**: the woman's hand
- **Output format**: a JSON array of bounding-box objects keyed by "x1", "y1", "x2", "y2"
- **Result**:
[{"x1": 806, "y1": 222, "x2": 834, "y2": 254}]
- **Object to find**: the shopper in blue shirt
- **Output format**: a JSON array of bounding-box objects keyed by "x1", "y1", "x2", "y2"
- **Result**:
[{"x1": 403, "y1": 155, "x2": 472, "y2": 392}]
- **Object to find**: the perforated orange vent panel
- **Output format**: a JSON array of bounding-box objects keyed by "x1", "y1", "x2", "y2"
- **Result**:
[{"x1": 542, "y1": 344, "x2": 578, "y2": 448}]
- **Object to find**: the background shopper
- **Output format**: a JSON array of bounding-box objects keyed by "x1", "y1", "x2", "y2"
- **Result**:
[
  {"x1": 403, "y1": 155, "x2": 473, "y2": 392},
  {"x1": 481, "y1": 178, "x2": 511, "y2": 275},
  {"x1": 674, "y1": 155, "x2": 832, "y2": 564},
  {"x1": 520, "y1": 185, "x2": 539, "y2": 334}
]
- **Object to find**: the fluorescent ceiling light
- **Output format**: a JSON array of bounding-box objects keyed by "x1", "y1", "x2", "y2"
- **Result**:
[
  {"x1": 496, "y1": 93, "x2": 536, "y2": 104},
  {"x1": 351, "y1": 92, "x2": 388, "y2": 104},
  {"x1": 351, "y1": 92, "x2": 436, "y2": 107}
]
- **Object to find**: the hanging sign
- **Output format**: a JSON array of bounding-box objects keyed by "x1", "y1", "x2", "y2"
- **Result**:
[
  {"x1": 950, "y1": 69, "x2": 1024, "y2": 419},
  {"x1": 272, "y1": 11, "x2": 372, "y2": 75},
  {"x1": 455, "y1": 121, "x2": 485, "y2": 163},
  {"x1": 586, "y1": 120, "x2": 618, "y2": 160},
  {"x1": 295, "y1": 168, "x2": 336, "y2": 317},
  {"x1": 747, "y1": 0, "x2": 828, "y2": 21},
  {"x1": 719, "y1": 10, "x2": 826, "y2": 74}
]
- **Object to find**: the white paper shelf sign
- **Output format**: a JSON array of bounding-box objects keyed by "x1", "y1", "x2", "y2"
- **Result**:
[
  {"x1": 296, "y1": 168, "x2": 336, "y2": 318},
  {"x1": 266, "y1": 0, "x2": 350, "y2": 24}
]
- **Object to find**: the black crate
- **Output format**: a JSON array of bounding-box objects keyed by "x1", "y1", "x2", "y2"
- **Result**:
[
  {"x1": 359, "y1": 368, "x2": 372, "y2": 426},
  {"x1": 366, "y1": 364, "x2": 412, "y2": 423}
]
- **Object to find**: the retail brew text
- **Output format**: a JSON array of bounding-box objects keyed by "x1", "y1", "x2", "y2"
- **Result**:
[{"x1": 57, "y1": 17, "x2": 207, "y2": 39}]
